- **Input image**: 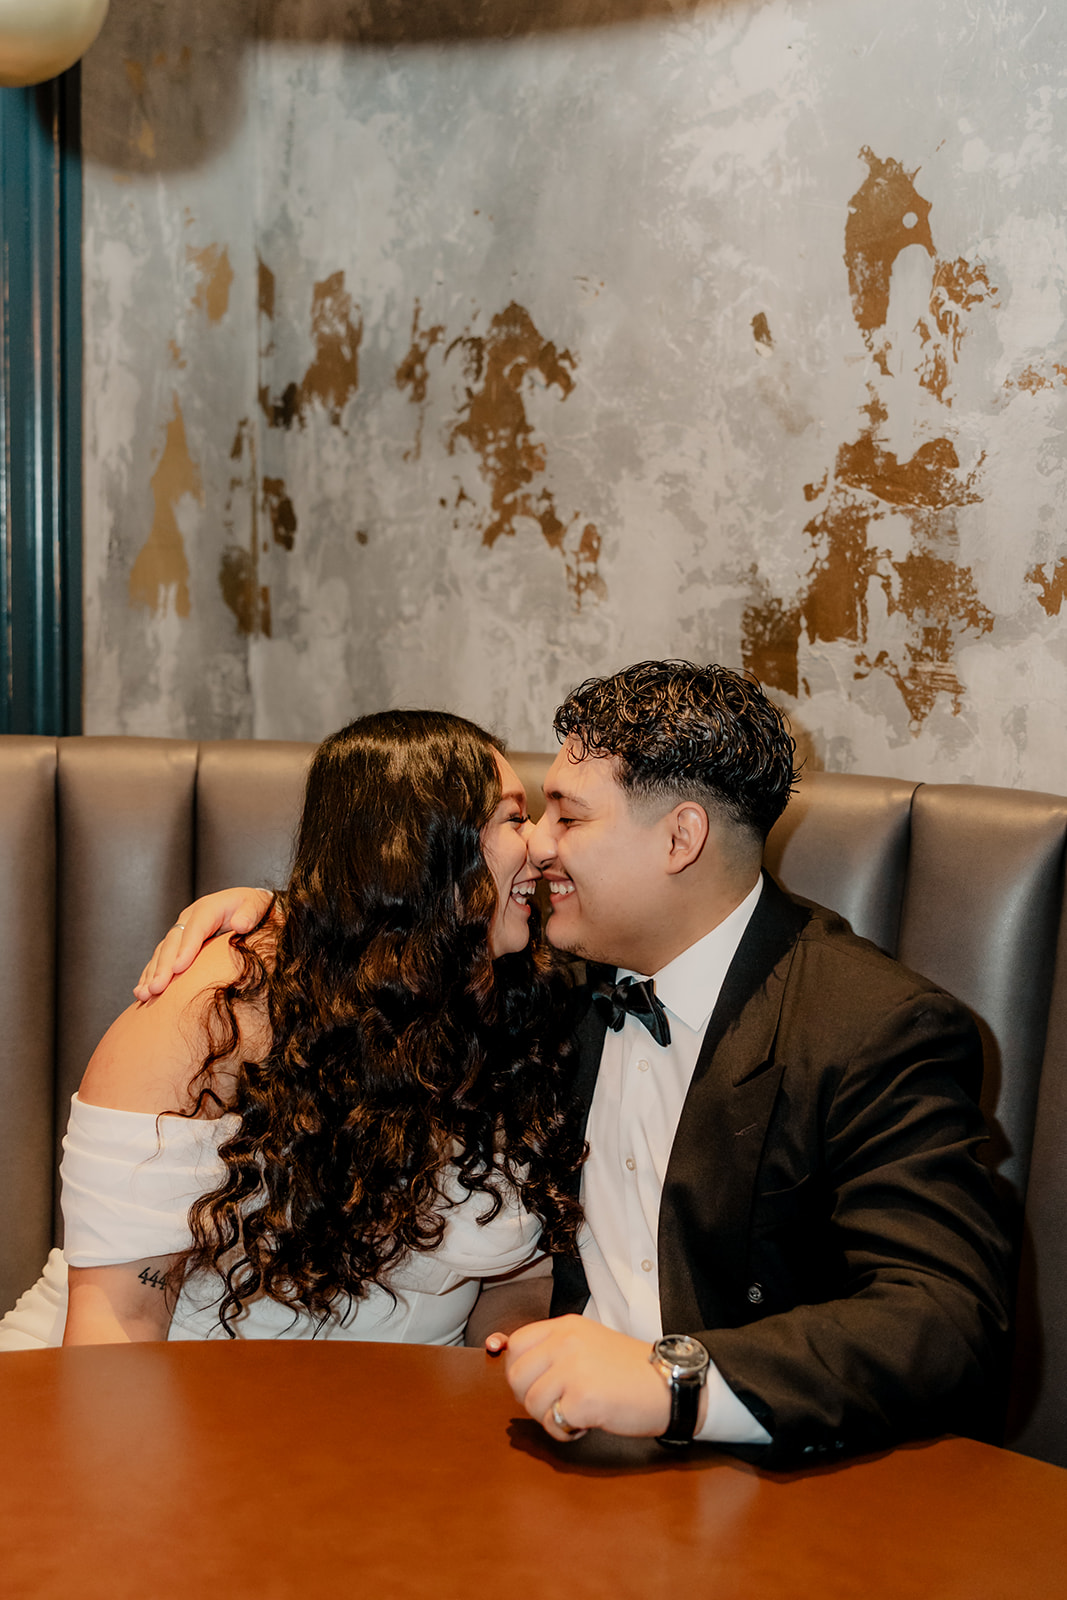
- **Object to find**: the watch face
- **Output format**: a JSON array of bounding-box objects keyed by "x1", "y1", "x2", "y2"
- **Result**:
[{"x1": 656, "y1": 1334, "x2": 709, "y2": 1376}]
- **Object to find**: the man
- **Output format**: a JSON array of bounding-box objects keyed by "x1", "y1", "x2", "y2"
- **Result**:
[{"x1": 477, "y1": 660, "x2": 1009, "y2": 1466}]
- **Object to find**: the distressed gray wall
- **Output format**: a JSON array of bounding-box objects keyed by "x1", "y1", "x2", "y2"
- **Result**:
[{"x1": 82, "y1": 0, "x2": 1067, "y2": 787}]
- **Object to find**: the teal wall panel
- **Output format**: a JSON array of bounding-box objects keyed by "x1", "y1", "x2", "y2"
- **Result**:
[{"x1": 0, "y1": 74, "x2": 81, "y2": 735}]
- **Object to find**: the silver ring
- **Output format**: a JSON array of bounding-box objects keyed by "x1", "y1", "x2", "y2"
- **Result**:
[
  {"x1": 551, "y1": 1399, "x2": 581, "y2": 1436},
  {"x1": 170, "y1": 923, "x2": 186, "y2": 932}
]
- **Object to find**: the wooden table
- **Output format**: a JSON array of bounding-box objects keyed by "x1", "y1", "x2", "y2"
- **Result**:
[{"x1": 2, "y1": 1341, "x2": 1065, "y2": 1599}]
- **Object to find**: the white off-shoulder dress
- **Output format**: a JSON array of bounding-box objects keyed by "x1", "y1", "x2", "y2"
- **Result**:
[{"x1": 0, "y1": 1093, "x2": 542, "y2": 1350}]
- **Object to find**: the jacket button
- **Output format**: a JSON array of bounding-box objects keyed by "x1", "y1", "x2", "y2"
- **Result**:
[{"x1": 747, "y1": 1283, "x2": 764, "y2": 1305}]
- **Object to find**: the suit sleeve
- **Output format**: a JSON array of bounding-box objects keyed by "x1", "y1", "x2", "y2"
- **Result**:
[{"x1": 698, "y1": 984, "x2": 1012, "y2": 1468}]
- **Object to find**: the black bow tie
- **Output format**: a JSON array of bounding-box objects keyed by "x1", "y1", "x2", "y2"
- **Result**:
[{"x1": 592, "y1": 976, "x2": 671, "y2": 1048}]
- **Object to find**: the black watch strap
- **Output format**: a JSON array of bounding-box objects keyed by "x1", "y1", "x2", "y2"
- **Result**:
[{"x1": 658, "y1": 1377, "x2": 702, "y2": 1447}]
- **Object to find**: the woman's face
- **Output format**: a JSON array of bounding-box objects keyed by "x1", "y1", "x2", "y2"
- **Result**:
[{"x1": 480, "y1": 752, "x2": 539, "y2": 957}]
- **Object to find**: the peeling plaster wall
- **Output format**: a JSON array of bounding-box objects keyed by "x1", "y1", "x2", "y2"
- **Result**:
[{"x1": 82, "y1": 0, "x2": 1067, "y2": 787}]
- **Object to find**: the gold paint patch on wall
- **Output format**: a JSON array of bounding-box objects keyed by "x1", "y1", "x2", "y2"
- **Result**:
[
  {"x1": 1005, "y1": 363, "x2": 1067, "y2": 395},
  {"x1": 438, "y1": 301, "x2": 602, "y2": 605},
  {"x1": 929, "y1": 259, "x2": 997, "y2": 359},
  {"x1": 260, "y1": 279, "x2": 599, "y2": 606},
  {"x1": 783, "y1": 418, "x2": 991, "y2": 725},
  {"x1": 258, "y1": 256, "x2": 275, "y2": 322},
  {"x1": 219, "y1": 549, "x2": 271, "y2": 637},
  {"x1": 752, "y1": 312, "x2": 774, "y2": 354},
  {"x1": 397, "y1": 301, "x2": 445, "y2": 406},
  {"x1": 858, "y1": 536, "x2": 995, "y2": 725},
  {"x1": 446, "y1": 299, "x2": 583, "y2": 553},
  {"x1": 303, "y1": 272, "x2": 361, "y2": 422},
  {"x1": 741, "y1": 575, "x2": 801, "y2": 700},
  {"x1": 219, "y1": 417, "x2": 271, "y2": 639},
  {"x1": 121, "y1": 53, "x2": 156, "y2": 161},
  {"x1": 397, "y1": 300, "x2": 445, "y2": 459},
  {"x1": 259, "y1": 269, "x2": 362, "y2": 428},
  {"x1": 1026, "y1": 559, "x2": 1067, "y2": 617},
  {"x1": 845, "y1": 147, "x2": 934, "y2": 337},
  {"x1": 565, "y1": 522, "x2": 605, "y2": 610},
  {"x1": 128, "y1": 393, "x2": 202, "y2": 617},
  {"x1": 889, "y1": 549, "x2": 992, "y2": 642},
  {"x1": 742, "y1": 150, "x2": 997, "y2": 728},
  {"x1": 447, "y1": 300, "x2": 576, "y2": 549},
  {"x1": 835, "y1": 431, "x2": 980, "y2": 511},
  {"x1": 855, "y1": 651, "x2": 972, "y2": 727},
  {"x1": 377, "y1": 298, "x2": 600, "y2": 605},
  {"x1": 263, "y1": 477, "x2": 297, "y2": 550},
  {"x1": 801, "y1": 498, "x2": 875, "y2": 649},
  {"x1": 919, "y1": 259, "x2": 998, "y2": 404},
  {"x1": 187, "y1": 243, "x2": 234, "y2": 323}
]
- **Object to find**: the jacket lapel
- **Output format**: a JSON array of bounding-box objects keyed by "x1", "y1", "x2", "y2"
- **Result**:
[
  {"x1": 658, "y1": 875, "x2": 810, "y2": 1332},
  {"x1": 548, "y1": 963, "x2": 610, "y2": 1316},
  {"x1": 571, "y1": 963, "x2": 612, "y2": 1136}
]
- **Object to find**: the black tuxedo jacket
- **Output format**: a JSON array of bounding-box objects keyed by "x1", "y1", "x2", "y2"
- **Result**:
[{"x1": 551, "y1": 874, "x2": 1011, "y2": 1467}]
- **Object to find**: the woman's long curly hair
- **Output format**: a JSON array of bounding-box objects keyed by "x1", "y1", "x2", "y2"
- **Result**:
[{"x1": 175, "y1": 710, "x2": 584, "y2": 1333}]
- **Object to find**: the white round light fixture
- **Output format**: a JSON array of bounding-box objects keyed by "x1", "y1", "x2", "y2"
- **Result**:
[{"x1": 0, "y1": 0, "x2": 109, "y2": 88}]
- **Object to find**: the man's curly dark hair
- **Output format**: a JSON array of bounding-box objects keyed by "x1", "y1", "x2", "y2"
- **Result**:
[
  {"x1": 554, "y1": 660, "x2": 800, "y2": 841},
  {"x1": 172, "y1": 710, "x2": 584, "y2": 1334}
]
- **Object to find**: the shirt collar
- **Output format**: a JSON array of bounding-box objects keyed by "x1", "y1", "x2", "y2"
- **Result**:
[{"x1": 617, "y1": 875, "x2": 764, "y2": 1035}]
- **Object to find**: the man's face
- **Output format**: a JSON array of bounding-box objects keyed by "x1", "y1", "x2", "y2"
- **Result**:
[{"x1": 528, "y1": 739, "x2": 670, "y2": 973}]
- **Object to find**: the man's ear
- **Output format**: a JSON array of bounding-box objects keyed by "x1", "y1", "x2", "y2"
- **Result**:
[{"x1": 665, "y1": 803, "x2": 709, "y2": 874}]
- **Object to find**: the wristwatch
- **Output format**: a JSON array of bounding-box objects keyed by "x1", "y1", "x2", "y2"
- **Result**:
[{"x1": 649, "y1": 1334, "x2": 710, "y2": 1446}]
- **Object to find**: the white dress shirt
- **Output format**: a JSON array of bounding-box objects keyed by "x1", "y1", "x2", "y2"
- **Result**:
[{"x1": 579, "y1": 876, "x2": 772, "y2": 1445}]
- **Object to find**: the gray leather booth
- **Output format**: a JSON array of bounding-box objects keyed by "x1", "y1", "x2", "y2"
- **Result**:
[{"x1": 2, "y1": 735, "x2": 1066, "y2": 1466}]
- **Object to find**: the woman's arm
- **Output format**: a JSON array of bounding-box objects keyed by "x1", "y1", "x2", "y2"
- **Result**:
[
  {"x1": 464, "y1": 1256, "x2": 553, "y2": 1350},
  {"x1": 64, "y1": 1257, "x2": 179, "y2": 1345},
  {"x1": 64, "y1": 935, "x2": 268, "y2": 1345}
]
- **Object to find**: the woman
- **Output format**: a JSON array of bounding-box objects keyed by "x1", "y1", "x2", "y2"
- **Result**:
[{"x1": 2, "y1": 710, "x2": 582, "y2": 1348}]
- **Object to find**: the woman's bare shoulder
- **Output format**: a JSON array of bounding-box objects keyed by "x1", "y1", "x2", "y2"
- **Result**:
[{"x1": 79, "y1": 933, "x2": 271, "y2": 1116}]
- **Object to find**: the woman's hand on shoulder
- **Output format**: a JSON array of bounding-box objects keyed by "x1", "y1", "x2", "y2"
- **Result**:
[
  {"x1": 84, "y1": 933, "x2": 253, "y2": 1115},
  {"x1": 133, "y1": 887, "x2": 275, "y2": 1001}
]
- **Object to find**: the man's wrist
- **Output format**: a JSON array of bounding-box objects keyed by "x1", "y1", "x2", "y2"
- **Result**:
[{"x1": 649, "y1": 1334, "x2": 711, "y2": 1446}]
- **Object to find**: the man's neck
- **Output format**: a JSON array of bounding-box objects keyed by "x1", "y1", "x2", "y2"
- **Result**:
[{"x1": 605, "y1": 870, "x2": 763, "y2": 977}]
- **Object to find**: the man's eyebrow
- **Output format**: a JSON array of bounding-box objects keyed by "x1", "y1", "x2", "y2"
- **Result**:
[{"x1": 544, "y1": 786, "x2": 591, "y2": 810}]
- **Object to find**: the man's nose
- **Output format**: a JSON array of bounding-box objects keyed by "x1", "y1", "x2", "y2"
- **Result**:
[{"x1": 527, "y1": 811, "x2": 554, "y2": 867}]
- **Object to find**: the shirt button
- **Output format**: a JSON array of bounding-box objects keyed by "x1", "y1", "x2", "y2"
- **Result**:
[
  {"x1": 641, "y1": 1259, "x2": 653, "y2": 1273},
  {"x1": 625, "y1": 1157, "x2": 636, "y2": 1171},
  {"x1": 637, "y1": 1059, "x2": 650, "y2": 1072},
  {"x1": 747, "y1": 1283, "x2": 764, "y2": 1305}
]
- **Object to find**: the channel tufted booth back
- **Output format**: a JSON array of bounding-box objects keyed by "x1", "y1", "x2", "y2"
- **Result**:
[{"x1": 2, "y1": 736, "x2": 1066, "y2": 1466}]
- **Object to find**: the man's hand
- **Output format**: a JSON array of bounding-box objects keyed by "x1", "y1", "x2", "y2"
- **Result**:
[
  {"x1": 133, "y1": 888, "x2": 274, "y2": 1001},
  {"x1": 504, "y1": 1315, "x2": 673, "y2": 1442}
]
